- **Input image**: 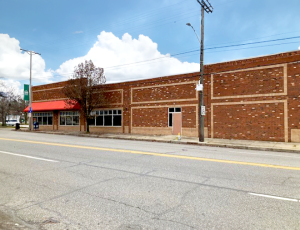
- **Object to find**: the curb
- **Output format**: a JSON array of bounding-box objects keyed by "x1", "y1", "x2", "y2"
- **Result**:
[
  {"x1": 15, "y1": 129, "x2": 300, "y2": 154},
  {"x1": 91, "y1": 136, "x2": 300, "y2": 154}
]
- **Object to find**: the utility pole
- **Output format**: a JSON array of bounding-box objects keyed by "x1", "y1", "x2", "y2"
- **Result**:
[
  {"x1": 197, "y1": 0, "x2": 213, "y2": 142},
  {"x1": 20, "y1": 49, "x2": 41, "y2": 131}
]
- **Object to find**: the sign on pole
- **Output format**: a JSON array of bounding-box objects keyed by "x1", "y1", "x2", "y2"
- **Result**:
[
  {"x1": 24, "y1": 84, "x2": 29, "y2": 101},
  {"x1": 201, "y1": 106, "x2": 206, "y2": 116}
]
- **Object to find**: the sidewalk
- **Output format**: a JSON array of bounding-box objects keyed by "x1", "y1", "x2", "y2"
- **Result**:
[{"x1": 18, "y1": 129, "x2": 300, "y2": 154}]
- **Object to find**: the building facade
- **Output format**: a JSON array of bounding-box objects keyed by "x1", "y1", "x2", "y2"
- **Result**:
[{"x1": 25, "y1": 50, "x2": 300, "y2": 142}]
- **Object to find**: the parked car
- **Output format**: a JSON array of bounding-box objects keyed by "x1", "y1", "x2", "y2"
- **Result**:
[{"x1": 6, "y1": 120, "x2": 18, "y2": 126}]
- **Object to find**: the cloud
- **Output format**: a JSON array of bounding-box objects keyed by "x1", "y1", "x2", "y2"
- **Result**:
[
  {"x1": 56, "y1": 31, "x2": 199, "y2": 83},
  {"x1": 0, "y1": 79, "x2": 22, "y2": 97},
  {"x1": 0, "y1": 34, "x2": 53, "y2": 83},
  {"x1": 298, "y1": 46, "x2": 300, "y2": 50}
]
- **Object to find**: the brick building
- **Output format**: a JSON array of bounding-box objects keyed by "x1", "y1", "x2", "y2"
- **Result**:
[{"x1": 25, "y1": 50, "x2": 300, "y2": 142}]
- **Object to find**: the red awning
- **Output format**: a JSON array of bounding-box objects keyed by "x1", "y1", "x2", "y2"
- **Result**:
[{"x1": 24, "y1": 100, "x2": 80, "y2": 112}]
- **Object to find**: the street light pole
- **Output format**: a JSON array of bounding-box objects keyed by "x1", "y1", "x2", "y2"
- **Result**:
[
  {"x1": 20, "y1": 49, "x2": 41, "y2": 131},
  {"x1": 187, "y1": 0, "x2": 213, "y2": 142}
]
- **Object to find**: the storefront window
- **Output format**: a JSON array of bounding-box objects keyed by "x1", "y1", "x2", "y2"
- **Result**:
[
  {"x1": 89, "y1": 109, "x2": 122, "y2": 127},
  {"x1": 33, "y1": 112, "x2": 53, "y2": 125},
  {"x1": 60, "y1": 111, "x2": 80, "y2": 126}
]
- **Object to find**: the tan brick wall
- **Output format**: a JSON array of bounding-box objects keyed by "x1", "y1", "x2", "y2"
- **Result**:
[
  {"x1": 206, "y1": 51, "x2": 300, "y2": 142},
  {"x1": 30, "y1": 50, "x2": 300, "y2": 142},
  {"x1": 53, "y1": 111, "x2": 59, "y2": 130},
  {"x1": 291, "y1": 129, "x2": 300, "y2": 142},
  {"x1": 37, "y1": 125, "x2": 54, "y2": 131},
  {"x1": 205, "y1": 50, "x2": 300, "y2": 73},
  {"x1": 103, "y1": 90, "x2": 123, "y2": 105},
  {"x1": 287, "y1": 62, "x2": 300, "y2": 142},
  {"x1": 33, "y1": 88, "x2": 65, "y2": 101},
  {"x1": 132, "y1": 107, "x2": 168, "y2": 127},
  {"x1": 182, "y1": 106, "x2": 197, "y2": 128},
  {"x1": 212, "y1": 65, "x2": 285, "y2": 98},
  {"x1": 58, "y1": 126, "x2": 80, "y2": 132},
  {"x1": 132, "y1": 82, "x2": 197, "y2": 103},
  {"x1": 131, "y1": 127, "x2": 172, "y2": 135},
  {"x1": 212, "y1": 102, "x2": 286, "y2": 142},
  {"x1": 182, "y1": 128, "x2": 198, "y2": 137},
  {"x1": 89, "y1": 126, "x2": 123, "y2": 133}
]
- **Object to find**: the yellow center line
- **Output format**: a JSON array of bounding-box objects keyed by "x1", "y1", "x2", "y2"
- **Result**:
[{"x1": 1, "y1": 137, "x2": 300, "y2": 171}]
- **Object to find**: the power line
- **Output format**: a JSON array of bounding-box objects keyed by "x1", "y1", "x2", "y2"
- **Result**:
[
  {"x1": 2, "y1": 36, "x2": 300, "y2": 79},
  {"x1": 54, "y1": 40, "x2": 300, "y2": 79},
  {"x1": 23, "y1": 0, "x2": 237, "y2": 51},
  {"x1": 197, "y1": 0, "x2": 213, "y2": 13},
  {"x1": 206, "y1": 36, "x2": 300, "y2": 51},
  {"x1": 36, "y1": 9, "x2": 201, "y2": 51},
  {"x1": 2, "y1": 40, "x2": 299, "y2": 80},
  {"x1": 206, "y1": 41, "x2": 300, "y2": 54},
  {"x1": 25, "y1": 1, "x2": 189, "y2": 49},
  {"x1": 78, "y1": 35, "x2": 300, "y2": 71},
  {"x1": 5, "y1": 40, "x2": 300, "y2": 80},
  {"x1": 205, "y1": 30, "x2": 300, "y2": 48}
]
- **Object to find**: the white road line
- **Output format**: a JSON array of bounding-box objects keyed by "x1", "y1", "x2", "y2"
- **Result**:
[
  {"x1": 0, "y1": 150, "x2": 59, "y2": 163},
  {"x1": 249, "y1": 192, "x2": 299, "y2": 202}
]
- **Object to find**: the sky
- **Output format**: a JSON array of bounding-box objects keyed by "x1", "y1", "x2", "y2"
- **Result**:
[{"x1": 0, "y1": 0, "x2": 300, "y2": 95}]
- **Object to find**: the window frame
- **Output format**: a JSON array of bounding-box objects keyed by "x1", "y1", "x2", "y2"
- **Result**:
[
  {"x1": 59, "y1": 111, "x2": 80, "y2": 126},
  {"x1": 89, "y1": 109, "x2": 122, "y2": 127},
  {"x1": 33, "y1": 112, "x2": 53, "y2": 126}
]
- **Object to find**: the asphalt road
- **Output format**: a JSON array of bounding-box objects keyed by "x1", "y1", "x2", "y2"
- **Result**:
[{"x1": 0, "y1": 129, "x2": 300, "y2": 230}]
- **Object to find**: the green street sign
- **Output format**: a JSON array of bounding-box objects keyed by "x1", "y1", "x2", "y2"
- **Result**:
[{"x1": 24, "y1": 84, "x2": 29, "y2": 101}]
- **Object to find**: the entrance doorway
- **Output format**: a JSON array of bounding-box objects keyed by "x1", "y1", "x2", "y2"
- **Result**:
[{"x1": 172, "y1": 112, "x2": 182, "y2": 135}]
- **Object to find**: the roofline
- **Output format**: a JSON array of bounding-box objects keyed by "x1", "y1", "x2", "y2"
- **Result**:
[
  {"x1": 105, "y1": 70, "x2": 199, "y2": 85},
  {"x1": 105, "y1": 49, "x2": 300, "y2": 85},
  {"x1": 33, "y1": 49, "x2": 300, "y2": 87},
  {"x1": 205, "y1": 49, "x2": 300, "y2": 66}
]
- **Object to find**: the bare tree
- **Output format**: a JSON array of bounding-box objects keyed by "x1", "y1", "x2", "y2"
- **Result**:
[
  {"x1": 0, "y1": 82, "x2": 26, "y2": 126},
  {"x1": 62, "y1": 60, "x2": 106, "y2": 133}
]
